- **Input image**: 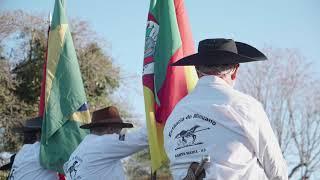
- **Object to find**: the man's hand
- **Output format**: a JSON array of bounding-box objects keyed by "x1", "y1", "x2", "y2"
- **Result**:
[{"x1": 183, "y1": 162, "x2": 206, "y2": 180}]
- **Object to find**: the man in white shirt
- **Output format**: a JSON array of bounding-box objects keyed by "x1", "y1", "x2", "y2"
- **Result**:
[
  {"x1": 9, "y1": 116, "x2": 59, "y2": 180},
  {"x1": 164, "y1": 38, "x2": 288, "y2": 180},
  {"x1": 63, "y1": 106, "x2": 148, "y2": 180}
]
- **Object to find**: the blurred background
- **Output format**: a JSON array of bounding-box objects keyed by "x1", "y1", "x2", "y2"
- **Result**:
[{"x1": 0, "y1": 0, "x2": 319, "y2": 179}]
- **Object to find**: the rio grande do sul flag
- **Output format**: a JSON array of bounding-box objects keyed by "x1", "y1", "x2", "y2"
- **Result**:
[
  {"x1": 143, "y1": 0, "x2": 198, "y2": 171},
  {"x1": 40, "y1": 0, "x2": 91, "y2": 173}
]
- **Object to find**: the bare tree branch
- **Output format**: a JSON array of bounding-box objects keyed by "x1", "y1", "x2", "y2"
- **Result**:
[{"x1": 238, "y1": 47, "x2": 320, "y2": 179}]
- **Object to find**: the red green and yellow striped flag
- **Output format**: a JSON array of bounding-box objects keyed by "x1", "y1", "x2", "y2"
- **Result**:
[
  {"x1": 40, "y1": 0, "x2": 91, "y2": 173},
  {"x1": 143, "y1": 0, "x2": 198, "y2": 171}
]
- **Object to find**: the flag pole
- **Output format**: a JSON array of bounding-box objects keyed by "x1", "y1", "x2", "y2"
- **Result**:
[
  {"x1": 151, "y1": 169, "x2": 157, "y2": 180},
  {"x1": 38, "y1": 11, "x2": 51, "y2": 117}
]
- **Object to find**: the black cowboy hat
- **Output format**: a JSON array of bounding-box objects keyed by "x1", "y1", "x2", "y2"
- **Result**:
[
  {"x1": 80, "y1": 106, "x2": 133, "y2": 129},
  {"x1": 0, "y1": 154, "x2": 15, "y2": 171},
  {"x1": 171, "y1": 38, "x2": 267, "y2": 66},
  {"x1": 13, "y1": 116, "x2": 42, "y2": 133}
]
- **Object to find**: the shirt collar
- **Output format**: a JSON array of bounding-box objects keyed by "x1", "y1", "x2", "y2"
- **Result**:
[{"x1": 197, "y1": 75, "x2": 233, "y2": 89}]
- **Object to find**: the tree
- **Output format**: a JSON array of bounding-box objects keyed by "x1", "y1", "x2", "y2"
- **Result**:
[
  {"x1": 238, "y1": 47, "x2": 320, "y2": 179},
  {"x1": 287, "y1": 85, "x2": 320, "y2": 179},
  {"x1": 13, "y1": 33, "x2": 46, "y2": 104},
  {"x1": 0, "y1": 10, "x2": 129, "y2": 152},
  {"x1": 77, "y1": 42, "x2": 120, "y2": 110},
  {"x1": 0, "y1": 45, "x2": 31, "y2": 151},
  {"x1": 124, "y1": 149, "x2": 172, "y2": 179}
]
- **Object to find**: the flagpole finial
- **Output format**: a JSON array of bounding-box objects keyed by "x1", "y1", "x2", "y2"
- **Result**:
[{"x1": 48, "y1": 12, "x2": 52, "y2": 25}]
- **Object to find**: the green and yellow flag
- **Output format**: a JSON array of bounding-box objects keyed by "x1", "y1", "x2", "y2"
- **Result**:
[{"x1": 40, "y1": 0, "x2": 90, "y2": 173}]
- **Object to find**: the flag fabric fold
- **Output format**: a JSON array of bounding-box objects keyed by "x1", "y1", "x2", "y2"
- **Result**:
[
  {"x1": 143, "y1": 0, "x2": 198, "y2": 172},
  {"x1": 40, "y1": 0, "x2": 90, "y2": 173}
]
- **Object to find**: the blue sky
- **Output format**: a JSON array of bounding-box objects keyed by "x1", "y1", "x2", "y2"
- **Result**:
[{"x1": 1, "y1": 0, "x2": 319, "y2": 120}]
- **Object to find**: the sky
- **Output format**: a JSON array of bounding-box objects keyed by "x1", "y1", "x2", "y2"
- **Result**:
[{"x1": 1, "y1": 0, "x2": 319, "y2": 122}]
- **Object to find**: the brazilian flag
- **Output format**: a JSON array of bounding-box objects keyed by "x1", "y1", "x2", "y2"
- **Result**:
[{"x1": 40, "y1": 0, "x2": 91, "y2": 173}]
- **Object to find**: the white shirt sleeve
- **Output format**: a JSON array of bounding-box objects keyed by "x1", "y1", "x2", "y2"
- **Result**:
[
  {"x1": 255, "y1": 103, "x2": 288, "y2": 180},
  {"x1": 101, "y1": 127, "x2": 149, "y2": 160}
]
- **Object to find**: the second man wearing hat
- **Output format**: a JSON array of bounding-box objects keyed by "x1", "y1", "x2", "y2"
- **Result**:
[
  {"x1": 8, "y1": 117, "x2": 59, "y2": 180},
  {"x1": 63, "y1": 106, "x2": 148, "y2": 180}
]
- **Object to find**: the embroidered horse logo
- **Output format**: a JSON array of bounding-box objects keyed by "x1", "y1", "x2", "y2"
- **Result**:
[
  {"x1": 174, "y1": 125, "x2": 210, "y2": 150},
  {"x1": 67, "y1": 160, "x2": 80, "y2": 178}
]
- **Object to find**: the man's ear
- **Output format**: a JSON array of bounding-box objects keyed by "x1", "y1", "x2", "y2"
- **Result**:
[{"x1": 231, "y1": 64, "x2": 240, "y2": 80}]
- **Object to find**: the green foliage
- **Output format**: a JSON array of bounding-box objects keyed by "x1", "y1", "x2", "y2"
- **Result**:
[
  {"x1": 0, "y1": 11, "x2": 123, "y2": 152},
  {"x1": 13, "y1": 33, "x2": 46, "y2": 104},
  {"x1": 0, "y1": 171, "x2": 8, "y2": 180},
  {"x1": 124, "y1": 149, "x2": 172, "y2": 179},
  {"x1": 0, "y1": 47, "x2": 33, "y2": 151},
  {"x1": 77, "y1": 42, "x2": 120, "y2": 110}
]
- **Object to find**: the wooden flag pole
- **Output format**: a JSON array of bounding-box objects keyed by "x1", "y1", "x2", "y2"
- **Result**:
[{"x1": 151, "y1": 169, "x2": 157, "y2": 180}]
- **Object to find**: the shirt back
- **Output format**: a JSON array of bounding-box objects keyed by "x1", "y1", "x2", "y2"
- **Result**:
[
  {"x1": 164, "y1": 76, "x2": 287, "y2": 180},
  {"x1": 9, "y1": 142, "x2": 58, "y2": 180}
]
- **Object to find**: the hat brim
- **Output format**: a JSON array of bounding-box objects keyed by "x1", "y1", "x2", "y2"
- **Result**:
[
  {"x1": 0, "y1": 163, "x2": 11, "y2": 171},
  {"x1": 12, "y1": 127, "x2": 41, "y2": 133},
  {"x1": 80, "y1": 122, "x2": 134, "y2": 129},
  {"x1": 13, "y1": 117, "x2": 42, "y2": 133},
  {"x1": 171, "y1": 42, "x2": 267, "y2": 66}
]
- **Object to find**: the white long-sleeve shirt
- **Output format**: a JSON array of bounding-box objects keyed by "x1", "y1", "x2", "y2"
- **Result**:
[
  {"x1": 63, "y1": 128, "x2": 148, "y2": 180},
  {"x1": 9, "y1": 142, "x2": 58, "y2": 180},
  {"x1": 164, "y1": 75, "x2": 288, "y2": 180}
]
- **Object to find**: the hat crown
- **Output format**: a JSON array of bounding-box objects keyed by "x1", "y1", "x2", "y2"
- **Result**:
[
  {"x1": 91, "y1": 106, "x2": 123, "y2": 124},
  {"x1": 198, "y1": 38, "x2": 238, "y2": 54},
  {"x1": 171, "y1": 38, "x2": 267, "y2": 67},
  {"x1": 80, "y1": 106, "x2": 133, "y2": 129}
]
